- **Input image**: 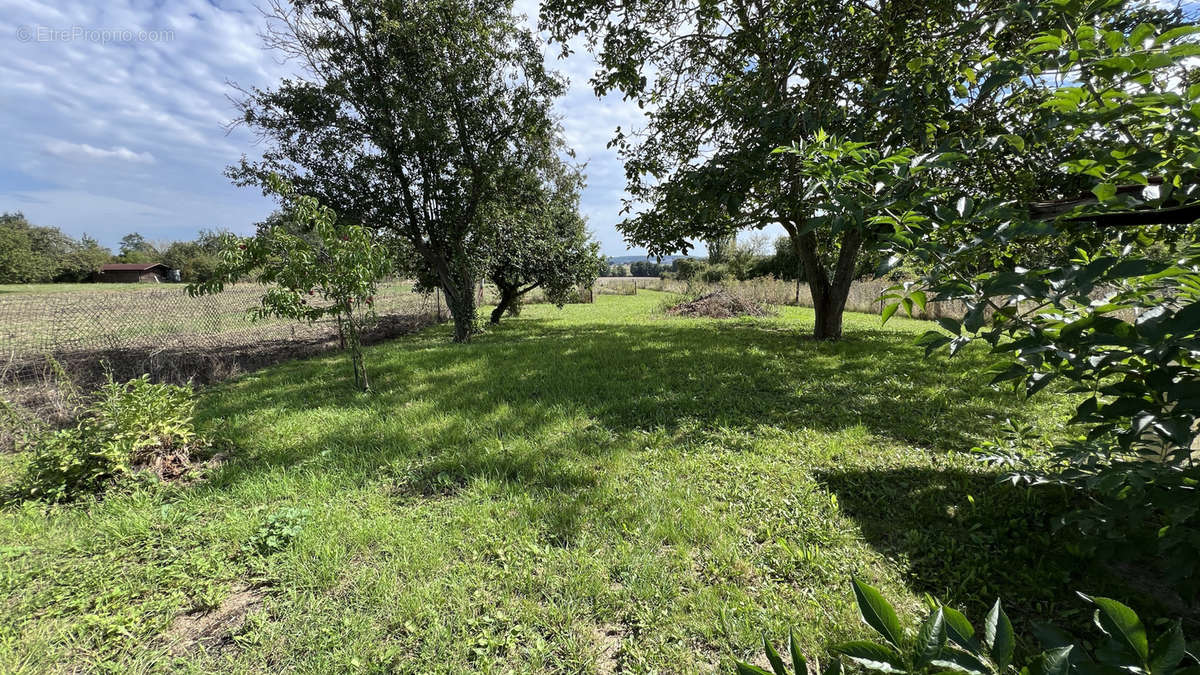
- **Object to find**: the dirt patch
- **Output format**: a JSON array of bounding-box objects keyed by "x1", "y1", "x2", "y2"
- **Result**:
[
  {"x1": 163, "y1": 585, "x2": 264, "y2": 657},
  {"x1": 136, "y1": 450, "x2": 228, "y2": 484},
  {"x1": 591, "y1": 624, "x2": 624, "y2": 675},
  {"x1": 666, "y1": 291, "x2": 770, "y2": 319}
]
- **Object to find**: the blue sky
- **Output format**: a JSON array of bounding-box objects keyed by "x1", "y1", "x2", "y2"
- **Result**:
[{"x1": 0, "y1": 0, "x2": 660, "y2": 256}]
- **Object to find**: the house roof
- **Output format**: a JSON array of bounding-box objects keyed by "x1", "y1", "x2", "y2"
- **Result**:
[{"x1": 100, "y1": 263, "x2": 170, "y2": 272}]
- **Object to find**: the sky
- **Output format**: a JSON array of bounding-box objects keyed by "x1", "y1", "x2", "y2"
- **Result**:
[{"x1": 0, "y1": 0, "x2": 657, "y2": 257}]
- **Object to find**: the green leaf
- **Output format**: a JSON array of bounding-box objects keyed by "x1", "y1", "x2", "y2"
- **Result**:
[
  {"x1": 984, "y1": 600, "x2": 1015, "y2": 670},
  {"x1": 1001, "y1": 134, "x2": 1025, "y2": 151},
  {"x1": 917, "y1": 608, "x2": 949, "y2": 667},
  {"x1": 1084, "y1": 595, "x2": 1149, "y2": 665},
  {"x1": 930, "y1": 647, "x2": 992, "y2": 675},
  {"x1": 1092, "y1": 183, "x2": 1117, "y2": 201},
  {"x1": 1155, "y1": 25, "x2": 1200, "y2": 45},
  {"x1": 942, "y1": 606, "x2": 977, "y2": 649},
  {"x1": 852, "y1": 576, "x2": 906, "y2": 649},
  {"x1": 938, "y1": 318, "x2": 962, "y2": 336},
  {"x1": 1148, "y1": 621, "x2": 1185, "y2": 675},
  {"x1": 834, "y1": 641, "x2": 907, "y2": 672},
  {"x1": 882, "y1": 302, "x2": 900, "y2": 324},
  {"x1": 1041, "y1": 646, "x2": 1074, "y2": 675},
  {"x1": 738, "y1": 663, "x2": 776, "y2": 675},
  {"x1": 765, "y1": 634, "x2": 787, "y2": 675},
  {"x1": 1026, "y1": 372, "x2": 1056, "y2": 397},
  {"x1": 825, "y1": 658, "x2": 844, "y2": 675},
  {"x1": 790, "y1": 628, "x2": 808, "y2": 675},
  {"x1": 1130, "y1": 22, "x2": 1156, "y2": 47}
]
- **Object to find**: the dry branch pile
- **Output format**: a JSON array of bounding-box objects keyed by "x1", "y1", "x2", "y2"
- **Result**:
[{"x1": 666, "y1": 291, "x2": 770, "y2": 319}]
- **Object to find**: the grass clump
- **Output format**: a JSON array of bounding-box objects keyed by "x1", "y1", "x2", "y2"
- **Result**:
[{"x1": 19, "y1": 375, "x2": 203, "y2": 501}]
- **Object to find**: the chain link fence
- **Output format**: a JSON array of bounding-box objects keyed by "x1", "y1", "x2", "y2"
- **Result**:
[{"x1": 0, "y1": 282, "x2": 445, "y2": 387}]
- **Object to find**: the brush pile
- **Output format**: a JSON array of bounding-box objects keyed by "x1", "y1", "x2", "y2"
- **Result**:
[{"x1": 666, "y1": 290, "x2": 770, "y2": 319}]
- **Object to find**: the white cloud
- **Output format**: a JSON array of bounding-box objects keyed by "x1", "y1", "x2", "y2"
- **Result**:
[
  {"x1": 0, "y1": 0, "x2": 648, "y2": 254},
  {"x1": 44, "y1": 139, "x2": 155, "y2": 163}
]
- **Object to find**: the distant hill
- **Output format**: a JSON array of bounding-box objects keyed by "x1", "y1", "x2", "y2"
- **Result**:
[{"x1": 606, "y1": 254, "x2": 692, "y2": 265}]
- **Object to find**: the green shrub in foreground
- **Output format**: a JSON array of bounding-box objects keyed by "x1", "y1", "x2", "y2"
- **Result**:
[
  {"x1": 21, "y1": 375, "x2": 199, "y2": 501},
  {"x1": 739, "y1": 577, "x2": 1195, "y2": 675}
]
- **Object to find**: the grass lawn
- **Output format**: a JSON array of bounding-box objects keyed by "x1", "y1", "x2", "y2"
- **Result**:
[{"x1": 0, "y1": 292, "x2": 1135, "y2": 672}]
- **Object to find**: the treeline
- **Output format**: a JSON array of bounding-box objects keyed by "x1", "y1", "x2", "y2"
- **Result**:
[
  {"x1": 115, "y1": 230, "x2": 227, "y2": 282},
  {"x1": 0, "y1": 211, "x2": 229, "y2": 284},
  {"x1": 0, "y1": 213, "x2": 111, "y2": 283},
  {"x1": 606, "y1": 235, "x2": 880, "y2": 283}
]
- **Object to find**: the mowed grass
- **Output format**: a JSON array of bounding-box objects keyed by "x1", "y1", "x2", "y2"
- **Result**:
[{"x1": 0, "y1": 292, "x2": 1133, "y2": 673}]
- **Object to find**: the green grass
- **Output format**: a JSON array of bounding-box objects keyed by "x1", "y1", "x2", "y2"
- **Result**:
[{"x1": 0, "y1": 292, "x2": 1136, "y2": 672}]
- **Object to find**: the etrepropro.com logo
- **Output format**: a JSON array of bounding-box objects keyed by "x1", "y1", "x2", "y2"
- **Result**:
[{"x1": 15, "y1": 25, "x2": 175, "y2": 44}]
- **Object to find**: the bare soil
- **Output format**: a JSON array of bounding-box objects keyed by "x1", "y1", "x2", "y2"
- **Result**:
[{"x1": 162, "y1": 586, "x2": 265, "y2": 657}]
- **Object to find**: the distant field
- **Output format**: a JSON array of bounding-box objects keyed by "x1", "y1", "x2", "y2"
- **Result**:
[
  {"x1": 0, "y1": 281, "x2": 431, "y2": 360},
  {"x1": 0, "y1": 283, "x2": 171, "y2": 295}
]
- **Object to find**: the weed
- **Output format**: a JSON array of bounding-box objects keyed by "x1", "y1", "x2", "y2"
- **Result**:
[{"x1": 244, "y1": 507, "x2": 310, "y2": 556}]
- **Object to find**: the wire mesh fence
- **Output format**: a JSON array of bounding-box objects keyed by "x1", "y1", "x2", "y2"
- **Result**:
[
  {"x1": 594, "y1": 276, "x2": 973, "y2": 319},
  {"x1": 0, "y1": 282, "x2": 445, "y2": 387}
]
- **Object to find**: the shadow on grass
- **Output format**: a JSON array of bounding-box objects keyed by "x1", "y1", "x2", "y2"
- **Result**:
[
  {"x1": 188, "y1": 314, "x2": 1051, "y2": 552},
  {"x1": 814, "y1": 466, "x2": 1200, "y2": 633},
  {"x1": 201, "y1": 318, "x2": 1028, "y2": 453}
]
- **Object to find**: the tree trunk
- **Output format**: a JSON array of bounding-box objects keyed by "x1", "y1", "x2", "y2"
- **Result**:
[
  {"x1": 446, "y1": 289, "x2": 477, "y2": 342},
  {"x1": 428, "y1": 252, "x2": 478, "y2": 342},
  {"x1": 490, "y1": 287, "x2": 516, "y2": 324},
  {"x1": 489, "y1": 281, "x2": 537, "y2": 325},
  {"x1": 810, "y1": 283, "x2": 848, "y2": 340},
  {"x1": 791, "y1": 225, "x2": 862, "y2": 341}
]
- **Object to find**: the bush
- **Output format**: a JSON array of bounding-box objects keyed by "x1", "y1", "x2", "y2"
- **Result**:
[
  {"x1": 739, "y1": 577, "x2": 1194, "y2": 675},
  {"x1": 21, "y1": 376, "x2": 200, "y2": 502},
  {"x1": 701, "y1": 264, "x2": 730, "y2": 283}
]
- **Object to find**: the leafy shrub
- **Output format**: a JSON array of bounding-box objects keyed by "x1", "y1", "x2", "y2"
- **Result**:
[
  {"x1": 21, "y1": 375, "x2": 200, "y2": 501},
  {"x1": 873, "y1": 5, "x2": 1200, "y2": 594},
  {"x1": 738, "y1": 577, "x2": 1195, "y2": 675},
  {"x1": 245, "y1": 507, "x2": 310, "y2": 555},
  {"x1": 702, "y1": 264, "x2": 731, "y2": 283}
]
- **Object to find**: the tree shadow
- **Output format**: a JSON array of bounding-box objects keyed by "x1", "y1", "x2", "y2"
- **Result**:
[
  {"x1": 814, "y1": 466, "x2": 1198, "y2": 631},
  {"x1": 189, "y1": 313, "x2": 1049, "y2": 550}
]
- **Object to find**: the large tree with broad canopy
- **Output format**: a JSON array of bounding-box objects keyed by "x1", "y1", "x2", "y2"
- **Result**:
[{"x1": 230, "y1": 0, "x2": 566, "y2": 342}]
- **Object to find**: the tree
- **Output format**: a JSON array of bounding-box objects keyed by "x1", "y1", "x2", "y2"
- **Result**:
[
  {"x1": 162, "y1": 229, "x2": 227, "y2": 282},
  {"x1": 724, "y1": 234, "x2": 768, "y2": 281},
  {"x1": 190, "y1": 177, "x2": 391, "y2": 391},
  {"x1": 756, "y1": 237, "x2": 803, "y2": 281},
  {"x1": 541, "y1": 0, "x2": 1057, "y2": 339},
  {"x1": 483, "y1": 148, "x2": 606, "y2": 323},
  {"x1": 673, "y1": 258, "x2": 704, "y2": 281},
  {"x1": 230, "y1": 0, "x2": 565, "y2": 342},
  {"x1": 66, "y1": 235, "x2": 113, "y2": 281},
  {"x1": 705, "y1": 234, "x2": 735, "y2": 265},
  {"x1": 878, "y1": 1, "x2": 1200, "y2": 591},
  {"x1": 0, "y1": 216, "x2": 39, "y2": 284},
  {"x1": 0, "y1": 213, "x2": 112, "y2": 283},
  {"x1": 117, "y1": 233, "x2": 159, "y2": 263}
]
